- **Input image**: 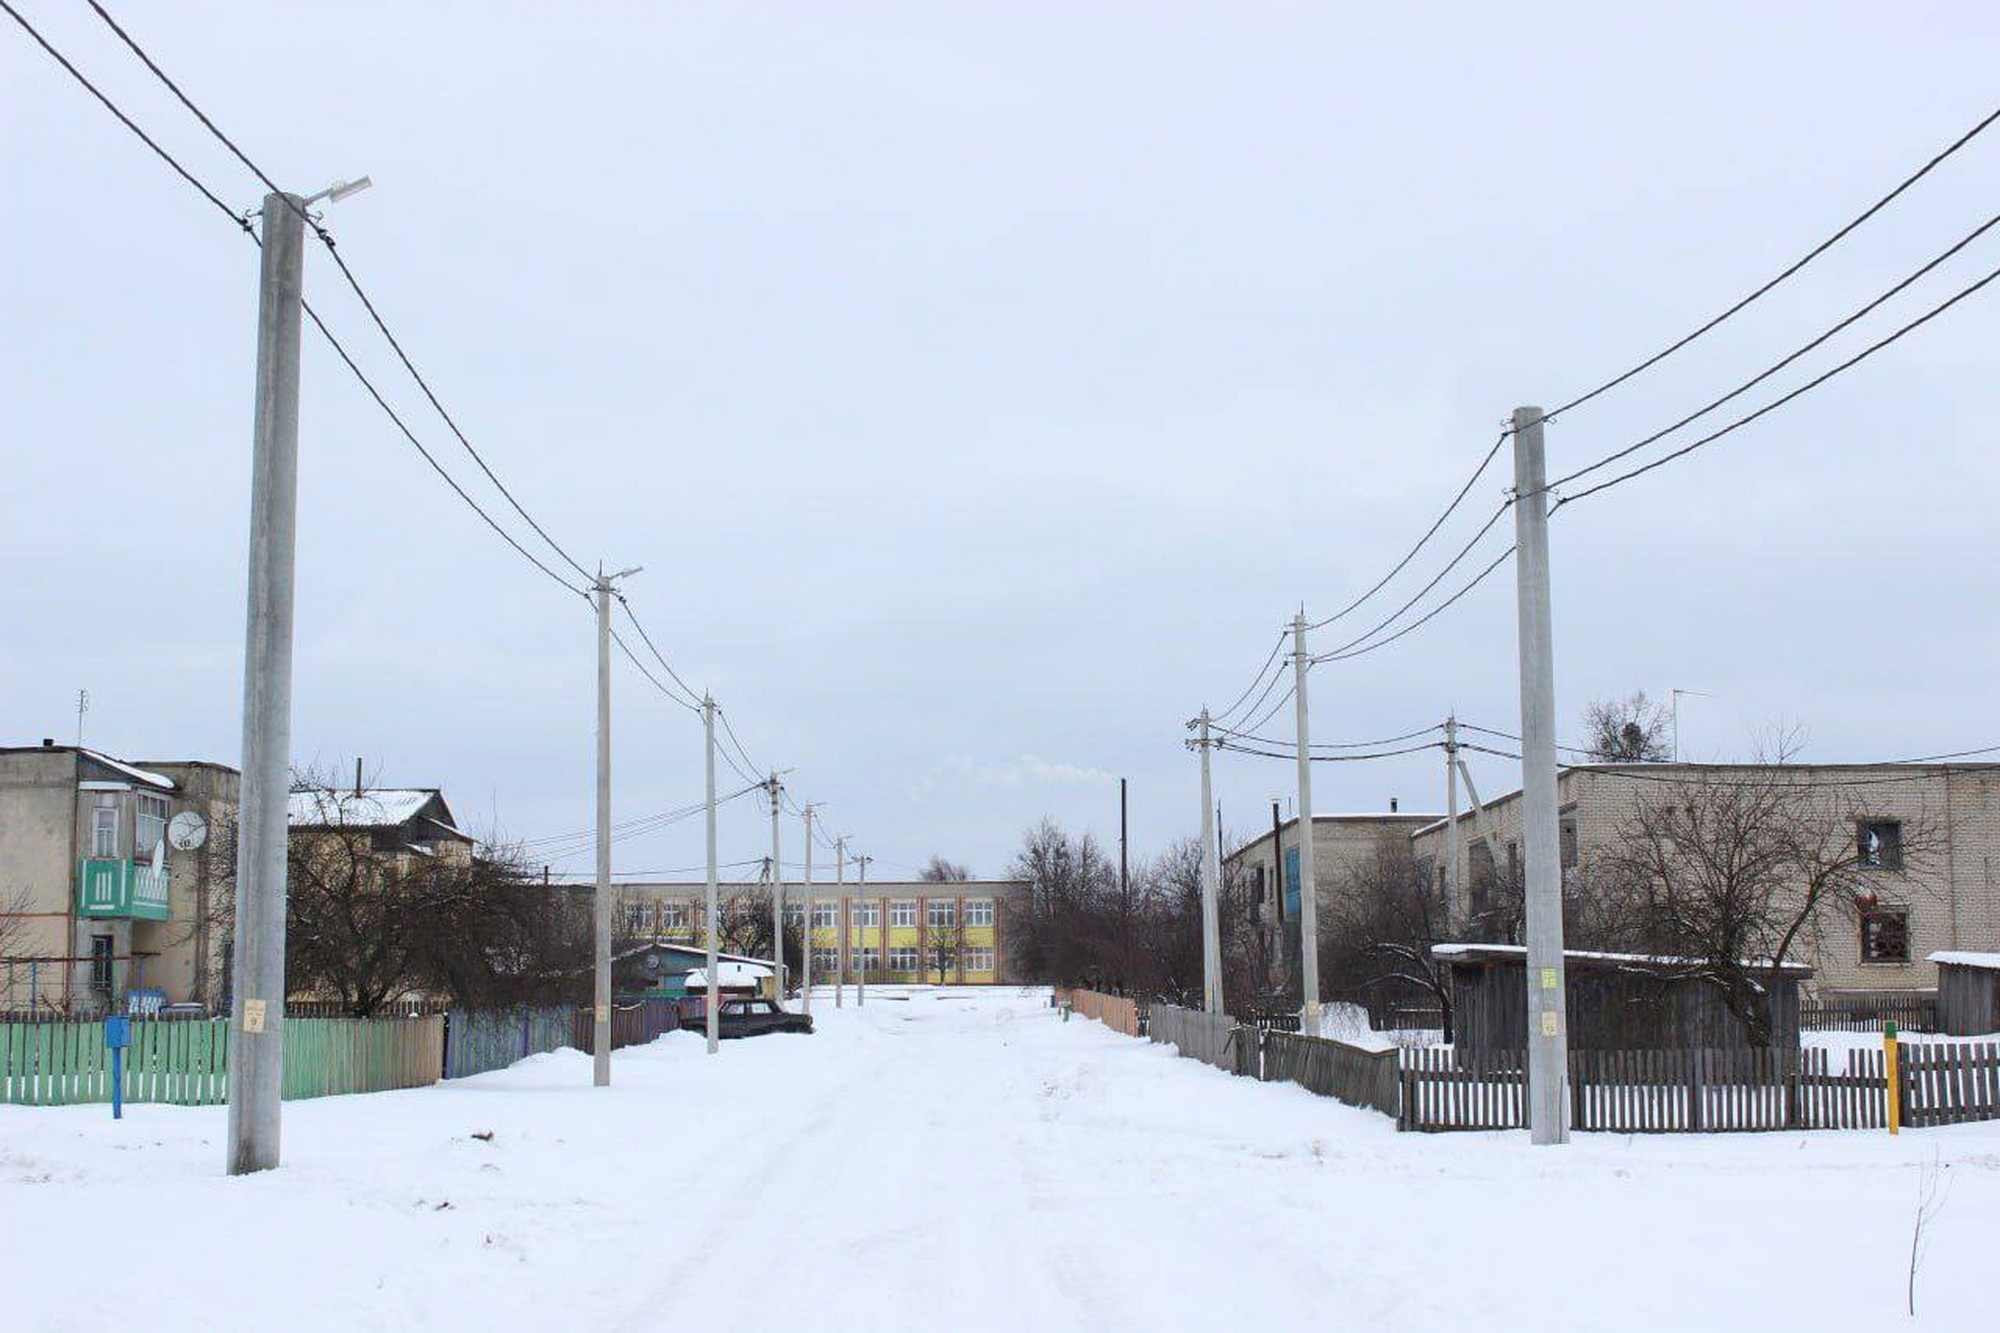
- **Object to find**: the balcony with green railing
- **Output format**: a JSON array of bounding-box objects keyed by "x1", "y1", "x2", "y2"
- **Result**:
[{"x1": 76, "y1": 858, "x2": 171, "y2": 921}]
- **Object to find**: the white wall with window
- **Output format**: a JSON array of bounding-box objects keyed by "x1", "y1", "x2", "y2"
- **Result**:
[{"x1": 963, "y1": 898, "x2": 994, "y2": 927}]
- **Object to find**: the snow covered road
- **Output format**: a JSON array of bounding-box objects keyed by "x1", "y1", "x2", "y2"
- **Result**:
[{"x1": 6, "y1": 988, "x2": 1998, "y2": 1331}]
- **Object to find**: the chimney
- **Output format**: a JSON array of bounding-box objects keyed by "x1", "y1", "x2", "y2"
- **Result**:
[
  {"x1": 42, "y1": 738, "x2": 55, "y2": 748},
  {"x1": 354, "y1": 757, "x2": 364, "y2": 797},
  {"x1": 1390, "y1": 796, "x2": 1400, "y2": 813}
]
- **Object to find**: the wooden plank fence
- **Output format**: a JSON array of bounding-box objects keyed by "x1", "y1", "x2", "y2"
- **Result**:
[
  {"x1": 1801, "y1": 995, "x2": 1936, "y2": 1033},
  {"x1": 1261, "y1": 1030, "x2": 1399, "y2": 1116},
  {"x1": 1064, "y1": 990, "x2": 1141, "y2": 1037},
  {"x1": 442, "y1": 1005, "x2": 575, "y2": 1080},
  {"x1": 1146, "y1": 1003, "x2": 1255, "y2": 1075},
  {"x1": 281, "y1": 1017, "x2": 444, "y2": 1100}
]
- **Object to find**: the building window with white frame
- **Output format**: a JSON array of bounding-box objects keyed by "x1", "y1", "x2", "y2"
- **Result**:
[
  {"x1": 927, "y1": 900, "x2": 956, "y2": 928},
  {"x1": 963, "y1": 947, "x2": 994, "y2": 972},
  {"x1": 91, "y1": 798, "x2": 119, "y2": 858},
  {"x1": 964, "y1": 898, "x2": 994, "y2": 927},
  {"x1": 889, "y1": 900, "x2": 917, "y2": 928},
  {"x1": 851, "y1": 901, "x2": 879, "y2": 930},
  {"x1": 849, "y1": 947, "x2": 880, "y2": 973},
  {"x1": 812, "y1": 902, "x2": 838, "y2": 929},
  {"x1": 812, "y1": 948, "x2": 839, "y2": 974},
  {"x1": 135, "y1": 794, "x2": 168, "y2": 856},
  {"x1": 888, "y1": 946, "x2": 920, "y2": 971},
  {"x1": 661, "y1": 900, "x2": 691, "y2": 930}
]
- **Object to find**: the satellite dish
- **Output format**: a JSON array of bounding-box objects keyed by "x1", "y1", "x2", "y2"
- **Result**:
[{"x1": 168, "y1": 811, "x2": 208, "y2": 850}]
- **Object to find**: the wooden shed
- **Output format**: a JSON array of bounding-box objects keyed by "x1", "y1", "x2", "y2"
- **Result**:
[
  {"x1": 1929, "y1": 952, "x2": 2000, "y2": 1036},
  {"x1": 1434, "y1": 944, "x2": 1811, "y2": 1053}
]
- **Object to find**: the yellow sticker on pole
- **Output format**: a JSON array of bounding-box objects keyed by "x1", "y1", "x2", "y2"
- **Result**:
[
  {"x1": 1541, "y1": 967, "x2": 1559, "y2": 990},
  {"x1": 595, "y1": 1004, "x2": 610, "y2": 1023},
  {"x1": 1540, "y1": 1010, "x2": 1560, "y2": 1037},
  {"x1": 242, "y1": 998, "x2": 267, "y2": 1034}
]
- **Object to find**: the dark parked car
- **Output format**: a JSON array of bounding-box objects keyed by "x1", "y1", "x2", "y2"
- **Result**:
[{"x1": 707, "y1": 998, "x2": 813, "y2": 1039}]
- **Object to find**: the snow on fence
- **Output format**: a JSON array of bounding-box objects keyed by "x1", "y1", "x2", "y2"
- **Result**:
[
  {"x1": 1259, "y1": 1029, "x2": 1399, "y2": 1117},
  {"x1": 1146, "y1": 1003, "x2": 1256, "y2": 1076},
  {"x1": 1800, "y1": 994, "x2": 1936, "y2": 1034},
  {"x1": 1397, "y1": 1042, "x2": 2000, "y2": 1132},
  {"x1": 1060, "y1": 989, "x2": 1141, "y2": 1037},
  {"x1": 443, "y1": 1005, "x2": 575, "y2": 1079},
  {"x1": 0, "y1": 1014, "x2": 442, "y2": 1106}
]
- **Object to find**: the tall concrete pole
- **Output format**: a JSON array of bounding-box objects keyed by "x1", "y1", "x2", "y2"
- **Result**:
[
  {"x1": 834, "y1": 836, "x2": 847, "y2": 1008},
  {"x1": 768, "y1": 775, "x2": 785, "y2": 1007},
  {"x1": 801, "y1": 804, "x2": 816, "y2": 1015},
  {"x1": 703, "y1": 697, "x2": 721, "y2": 1055},
  {"x1": 855, "y1": 854, "x2": 872, "y2": 1006},
  {"x1": 1291, "y1": 616, "x2": 1322, "y2": 1035},
  {"x1": 227, "y1": 190, "x2": 306, "y2": 1176},
  {"x1": 1512, "y1": 406, "x2": 1569, "y2": 1145},
  {"x1": 591, "y1": 571, "x2": 615, "y2": 1087},
  {"x1": 1196, "y1": 709, "x2": 1223, "y2": 1016},
  {"x1": 1444, "y1": 715, "x2": 1463, "y2": 936}
]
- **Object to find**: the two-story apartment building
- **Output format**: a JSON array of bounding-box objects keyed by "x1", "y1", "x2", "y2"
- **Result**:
[
  {"x1": 0, "y1": 741, "x2": 239, "y2": 1013},
  {"x1": 610, "y1": 877, "x2": 1031, "y2": 985},
  {"x1": 1408, "y1": 762, "x2": 2000, "y2": 996}
]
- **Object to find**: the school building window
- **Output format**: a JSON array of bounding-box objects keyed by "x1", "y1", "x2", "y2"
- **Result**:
[
  {"x1": 964, "y1": 899, "x2": 994, "y2": 927},
  {"x1": 963, "y1": 947, "x2": 994, "y2": 972},
  {"x1": 811, "y1": 949, "x2": 839, "y2": 974},
  {"x1": 888, "y1": 946, "x2": 920, "y2": 971},
  {"x1": 1860, "y1": 906, "x2": 1911, "y2": 963},
  {"x1": 889, "y1": 901, "x2": 918, "y2": 928},
  {"x1": 927, "y1": 900, "x2": 956, "y2": 928},
  {"x1": 851, "y1": 901, "x2": 880, "y2": 929},
  {"x1": 661, "y1": 900, "x2": 691, "y2": 929},
  {"x1": 812, "y1": 902, "x2": 839, "y2": 928},
  {"x1": 849, "y1": 947, "x2": 880, "y2": 972}
]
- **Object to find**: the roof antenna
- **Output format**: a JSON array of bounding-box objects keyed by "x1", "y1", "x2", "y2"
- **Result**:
[{"x1": 76, "y1": 689, "x2": 88, "y2": 748}]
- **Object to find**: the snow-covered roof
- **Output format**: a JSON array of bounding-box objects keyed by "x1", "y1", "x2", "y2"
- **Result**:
[
  {"x1": 288, "y1": 787, "x2": 467, "y2": 838},
  {"x1": 1929, "y1": 951, "x2": 2000, "y2": 971},
  {"x1": 1432, "y1": 942, "x2": 1812, "y2": 976},
  {"x1": 80, "y1": 749, "x2": 176, "y2": 791},
  {"x1": 685, "y1": 961, "x2": 773, "y2": 988}
]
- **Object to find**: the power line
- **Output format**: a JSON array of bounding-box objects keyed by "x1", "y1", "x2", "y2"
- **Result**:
[
  {"x1": 1542, "y1": 103, "x2": 2000, "y2": 424},
  {"x1": 1211, "y1": 631, "x2": 1289, "y2": 726},
  {"x1": 1316, "y1": 545, "x2": 1517, "y2": 665},
  {"x1": 610, "y1": 600, "x2": 702, "y2": 711},
  {"x1": 1216, "y1": 739, "x2": 1442, "y2": 764},
  {"x1": 1548, "y1": 205, "x2": 2000, "y2": 494},
  {"x1": 1551, "y1": 258, "x2": 2000, "y2": 510},
  {"x1": 85, "y1": 0, "x2": 595, "y2": 586},
  {"x1": 1212, "y1": 721, "x2": 1444, "y2": 750},
  {"x1": 1306, "y1": 429, "x2": 1511, "y2": 631},
  {"x1": 1312, "y1": 503, "x2": 1514, "y2": 661}
]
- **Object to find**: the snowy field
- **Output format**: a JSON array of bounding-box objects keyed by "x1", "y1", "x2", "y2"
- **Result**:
[{"x1": 5, "y1": 987, "x2": 1997, "y2": 1332}]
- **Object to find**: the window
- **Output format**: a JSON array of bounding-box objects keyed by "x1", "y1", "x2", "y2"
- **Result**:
[
  {"x1": 849, "y1": 947, "x2": 880, "y2": 973},
  {"x1": 661, "y1": 900, "x2": 691, "y2": 930},
  {"x1": 851, "y1": 901, "x2": 879, "y2": 929},
  {"x1": 625, "y1": 902, "x2": 654, "y2": 933},
  {"x1": 927, "y1": 900, "x2": 956, "y2": 928},
  {"x1": 1860, "y1": 906, "x2": 1911, "y2": 963},
  {"x1": 1858, "y1": 819, "x2": 1904, "y2": 870},
  {"x1": 1251, "y1": 865, "x2": 1267, "y2": 905},
  {"x1": 1560, "y1": 820, "x2": 1579, "y2": 870},
  {"x1": 964, "y1": 898, "x2": 994, "y2": 927},
  {"x1": 812, "y1": 902, "x2": 839, "y2": 929},
  {"x1": 1507, "y1": 841, "x2": 1520, "y2": 882},
  {"x1": 91, "y1": 799, "x2": 119, "y2": 858},
  {"x1": 135, "y1": 794, "x2": 168, "y2": 856},
  {"x1": 812, "y1": 948, "x2": 839, "y2": 974},
  {"x1": 889, "y1": 900, "x2": 917, "y2": 928},
  {"x1": 888, "y1": 946, "x2": 920, "y2": 971},
  {"x1": 963, "y1": 947, "x2": 995, "y2": 972},
  {"x1": 784, "y1": 904, "x2": 806, "y2": 928},
  {"x1": 90, "y1": 935, "x2": 114, "y2": 992}
]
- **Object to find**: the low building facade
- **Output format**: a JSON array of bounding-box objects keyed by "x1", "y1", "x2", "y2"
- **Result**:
[
  {"x1": 611, "y1": 877, "x2": 1031, "y2": 985},
  {"x1": 1408, "y1": 762, "x2": 2000, "y2": 996},
  {"x1": 0, "y1": 742, "x2": 239, "y2": 1014}
]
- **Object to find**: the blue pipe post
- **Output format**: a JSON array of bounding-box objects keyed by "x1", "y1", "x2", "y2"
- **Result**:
[{"x1": 104, "y1": 1016, "x2": 130, "y2": 1120}]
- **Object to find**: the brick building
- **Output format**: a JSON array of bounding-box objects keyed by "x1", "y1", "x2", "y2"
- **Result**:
[{"x1": 1408, "y1": 762, "x2": 2000, "y2": 996}]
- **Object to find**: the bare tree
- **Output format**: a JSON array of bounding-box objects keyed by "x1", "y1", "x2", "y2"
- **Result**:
[
  {"x1": 927, "y1": 911, "x2": 967, "y2": 983},
  {"x1": 1321, "y1": 838, "x2": 1458, "y2": 1039},
  {"x1": 1582, "y1": 690, "x2": 1672, "y2": 763},
  {"x1": 917, "y1": 855, "x2": 971, "y2": 883}
]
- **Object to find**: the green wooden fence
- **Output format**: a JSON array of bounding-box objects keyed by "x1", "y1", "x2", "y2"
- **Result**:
[{"x1": 0, "y1": 1015, "x2": 442, "y2": 1107}]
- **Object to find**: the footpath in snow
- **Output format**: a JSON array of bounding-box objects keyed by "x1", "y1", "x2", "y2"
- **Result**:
[{"x1": 4, "y1": 987, "x2": 1996, "y2": 1332}]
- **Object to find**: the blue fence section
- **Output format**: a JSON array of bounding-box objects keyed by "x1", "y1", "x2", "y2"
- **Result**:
[{"x1": 443, "y1": 1005, "x2": 575, "y2": 1080}]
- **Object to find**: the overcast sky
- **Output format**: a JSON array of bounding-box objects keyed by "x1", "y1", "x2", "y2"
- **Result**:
[{"x1": 5, "y1": 2, "x2": 1997, "y2": 881}]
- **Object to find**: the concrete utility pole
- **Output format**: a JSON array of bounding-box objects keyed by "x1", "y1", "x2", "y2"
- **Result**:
[
  {"x1": 592, "y1": 564, "x2": 640, "y2": 1087},
  {"x1": 1444, "y1": 715, "x2": 1463, "y2": 935},
  {"x1": 703, "y1": 696, "x2": 721, "y2": 1055},
  {"x1": 1192, "y1": 709, "x2": 1224, "y2": 1016},
  {"x1": 227, "y1": 189, "x2": 306, "y2": 1177},
  {"x1": 801, "y1": 803, "x2": 818, "y2": 1015},
  {"x1": 855, "y1": 854, "x2": 873, "y2": 1006},
  {"x1": 1291, "y1": 615, "x2": 1321, "y2": 1035},
  {"x1": 834, "y1": 835, "x2": 847, "y2": 1008},
  {"x1": 768, "y1": 774, "x2": 785, "y2": 1008},
  {"x1": 1512, "y1": 405, "x2": 1569, "y2": 1145}
]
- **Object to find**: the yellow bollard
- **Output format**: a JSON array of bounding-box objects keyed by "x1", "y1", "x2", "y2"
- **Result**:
[{"x1": 1885, "y1": 1021, "x2": 1901, "y2": 1136}]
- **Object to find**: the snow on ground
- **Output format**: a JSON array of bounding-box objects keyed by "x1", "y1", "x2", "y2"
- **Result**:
[{"x1": 6, "y1": 987, "x2": 1999, "y2": 1331}]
